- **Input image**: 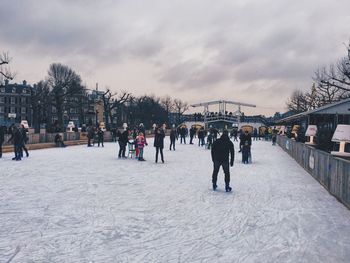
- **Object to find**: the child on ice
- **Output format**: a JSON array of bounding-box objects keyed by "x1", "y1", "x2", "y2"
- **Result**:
[{"x1": 136, "y1": 132, "x2": 147, "y2": 161}]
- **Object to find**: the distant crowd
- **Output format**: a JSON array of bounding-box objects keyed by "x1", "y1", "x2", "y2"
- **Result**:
[{"x1": 1, "y1": 122, "x2": 279, "y2": 192}]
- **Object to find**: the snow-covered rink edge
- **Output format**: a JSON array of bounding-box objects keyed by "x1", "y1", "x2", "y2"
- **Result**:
[{"x1": 1, "y1": 137, "x2": 350, "y2": 262}]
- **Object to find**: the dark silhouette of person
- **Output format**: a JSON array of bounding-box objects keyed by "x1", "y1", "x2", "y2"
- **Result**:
[
  {"x1": 211, "y1": 130, "x2": 234, "y2": 192},
  {"x1": 154, "y1": 127, "x2": 165, "y2": 163}
]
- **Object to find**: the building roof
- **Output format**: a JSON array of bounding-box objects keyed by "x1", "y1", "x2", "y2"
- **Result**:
[
  {"x1": 0, "y1": 81, "x2": 31, "y2": 95},
  {"x1": 277, "y1": 97, "x2": 350, "y2": 123}
]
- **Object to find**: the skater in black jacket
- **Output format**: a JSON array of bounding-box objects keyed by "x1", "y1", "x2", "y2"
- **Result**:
[
  {"x1": 240, "y1": 130, "x2": 252, "y2": 164},
  {"x1": 211, "y1": 130, "x2": 234, "y2": 192},
  {"x1": 118, "y1": 129, "x2": 129, "y2": 158},
  {"x1": 97, "y1": 127, "x2": 104, "y2": 147},
  {"x1": 8, "y1": 126, "x2": 23, "y2": 161},
  {"x1": 189, "y1": 127, "x2": 196, "y2": 144},
  {"x1": 169, "y1": 126, "x2": 177, "y2": 151},
  {"x1": 154, "y1": 127, "x2": 165, "y2": 163},
  {"x1": 87, "y1": 126, "x2": 95, "y2": 147},
  {"x1": 180, "y1": 126, "x2": 187, "y2": 144}
]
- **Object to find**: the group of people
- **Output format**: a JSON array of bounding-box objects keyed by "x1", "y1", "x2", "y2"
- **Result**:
[
  {"x1": 176, "y1": 125, "x2": 220, "y2": 149},
  {"x1": 87, "y1": 126, "x2": 105, "y2": 147},
  {"x1": 113, "y1": 123, "x2": 166, "y2": 163},
  {"x1": 0, "y1": 124, "x2": 29, "y2": 161},
  {"x1": 0, "y1": 120, "x2": 263, "y2": 194}
]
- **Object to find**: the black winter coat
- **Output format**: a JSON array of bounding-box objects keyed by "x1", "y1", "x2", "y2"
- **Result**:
[
  {"x1": 170, "y1": 129, "x2": 177, "y2": 140},
  {"x1": 119, "y1": 130, "x2": 129, "y2": 144},
  {"x1": 211, "y1": 134, "x2": 234, "y2": 164},
  {"x1": 98, "y1": 130, "x2": 104, "y2": 139},
  {"x1": 9, "y1": 129, "x2": 22, "y2": 145},
  {"x1": 240, "y1": 134, "x2": 252, "y2": 147},
  {"x1": 154, "y1": 132, "x2": 165, "y2": 148}
]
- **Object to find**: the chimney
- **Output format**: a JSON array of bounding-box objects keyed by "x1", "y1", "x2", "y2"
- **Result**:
[
  {"x1": 4, "y1": 79, "x2": 9, "y2": 85},
  {"x1": 23, "y1": 80, "x2": 27, "y2": 86},
  {"x1": 96, "y1": 82, "x2": 98, "y2": 91}
]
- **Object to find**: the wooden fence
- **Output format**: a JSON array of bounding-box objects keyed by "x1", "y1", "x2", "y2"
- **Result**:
[
  {"x1": 2, "y1": 132, "x2": 112, "y2": 146},
  {"x1": 277, "y1": 135, "x2": 350, "y2": 209}
]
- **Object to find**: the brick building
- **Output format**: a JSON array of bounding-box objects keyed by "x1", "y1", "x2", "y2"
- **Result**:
[{"x1": 0, "y1": 79, "x2": 32, "y2": 126}]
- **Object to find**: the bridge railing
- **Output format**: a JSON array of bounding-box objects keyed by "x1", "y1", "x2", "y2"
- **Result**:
[
  {"x1": 277, "y1": 135, "x2": 350, "y2": 209},
  {"x1": 204, "y1": 115, "x2": 239, "y2": 123}
]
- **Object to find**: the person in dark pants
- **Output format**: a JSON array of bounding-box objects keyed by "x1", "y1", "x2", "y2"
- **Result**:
[
  {"x1": 87, "y1": 126, "x2": 95, "y2": 147},
  {"x1": 198, "y1": 127, "x2": 206, "y2": 146},
  {"x1": 97, "y1": 127, "x2": 104, "y2": 147},
  {"x1": 118, "y1": 129, "x2": 129, "y2": 158},
  {"x1": 211, "y1": 130, "x2": 235, "y2": 192},
  {"x1": 240, "y1": 130, "x2": 252, "y2": 163},
  {"x1": 169, "y1": 126, "x2": 177, "y2": 151},
  {"x1": 20, "y1": 124, "x2": 29, "y2": 157},
  {"x1": 154, "y1": 127, "x2": 165, "y2": 163},
  {"x1": 8, "y1": 126, "x2": 23, "y2": 161},
  {"x1": 189, "y1": 127, "x2": 195, "y2": 144},
  {"x1": 0, "y1": 126, "x2": 5, "y2": 158},
  {"x1": 180, "y1": 126, "x2": 186, "y2": 144}
]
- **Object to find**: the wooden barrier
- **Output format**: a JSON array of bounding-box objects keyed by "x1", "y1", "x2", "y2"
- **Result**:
[
  {"x1": 277, "y1": 135, "x2": 350, "y2": 209},
  {"x1": 1, "y1": 130, "x2": 157, "y2": 153}
]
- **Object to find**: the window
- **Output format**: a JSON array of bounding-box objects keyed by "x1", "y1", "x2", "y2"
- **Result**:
[
  {"x1": 21, "y1": 107, "x2": 26, "y2": 114},
  {"x1": 12, "y1": 88, "x2": 16, "y2": 93},
  {"x1": 10, "y1": 97, "x2": 15, "y2": 104},
  {"x1": 0, "y1": 97, "x2": 4, "y2": 103},
  {"x1": 0, "y1": 88, "x2": 5, "y2": 93},
  {"x1": 70, "y1": 108, "x2": 76, "y2": 114},
  {"x1": 52, "y1": 106, "x2": 57, "y2": 113},
  {"x1": 0, "y1": 106, "x2": 4, "y2": 113},
  {"x1": 10, "y1": 107, "x2": 15, "y2": 113},
  {"x1": 22, "y1": 88, "x2": 26, "y2": 94},
  {"x1": 21, "y1": 97, "x2": 26, "y2": 103}
]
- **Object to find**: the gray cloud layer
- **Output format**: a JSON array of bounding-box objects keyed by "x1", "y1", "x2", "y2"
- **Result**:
[{"x1": 1, "y1": 0, "x2": 349, "y2": 115}]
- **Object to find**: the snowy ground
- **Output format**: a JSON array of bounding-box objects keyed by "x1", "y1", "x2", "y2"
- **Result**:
[{"x1": 1, "y1": 137, "x2": 350, "y2": 263}]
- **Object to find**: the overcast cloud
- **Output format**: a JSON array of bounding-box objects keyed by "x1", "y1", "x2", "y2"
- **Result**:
[{"x1": 1, "y1": 0, "x2": 349, "y2": 115}]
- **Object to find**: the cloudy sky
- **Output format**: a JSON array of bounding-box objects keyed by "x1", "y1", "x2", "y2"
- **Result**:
[{"x1": 1, "y1": 0, "x2": 349, "y2": 115}]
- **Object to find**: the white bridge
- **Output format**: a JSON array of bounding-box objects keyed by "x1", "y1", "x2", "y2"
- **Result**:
[{"x1": 191, "y1": 100, "x2": 256, "y2": 127}]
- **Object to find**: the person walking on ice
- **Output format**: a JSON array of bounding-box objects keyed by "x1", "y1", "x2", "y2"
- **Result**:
[
  {"x1": 211, "y1": 130, "x2": 234, "y2": 192},
  {"x1": 169, "y1": 125, "x2": 177, "y2": 151},
  {"x1": 154, "y1": 127, "x2": 165, "y2": 163},
  {"x1": 97, "y1": 127, "x2": 104, "y2": 147}
]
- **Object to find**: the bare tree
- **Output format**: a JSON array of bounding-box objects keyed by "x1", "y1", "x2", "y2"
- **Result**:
[
  {"x1": 47, "y1": 63, "x2": 83, "y2": 130},
  {"x1": 101, "y1": 89, "x2": 131, "y2": 129},
  {"x1": 0, "y1": 52, "x2": 15, "y2": 83},
  {"x1": 313, "y1": 65, "x2": 350, "y2": 104},
  {"x1": 160, "y1": 95, "x2": 174, "y2": 124},
  {"x1": 313, "y1": 42, "x2": 350, "y2": 101},
  {"x1": 29, "y1": 81, "x2": 50, "y2": 132},
  {"x1": 286, "y1": 90, "x2": 310, "y2": 113},
  {"x1": 173, "y1": 98, "x2": 189, "y2": 123}
]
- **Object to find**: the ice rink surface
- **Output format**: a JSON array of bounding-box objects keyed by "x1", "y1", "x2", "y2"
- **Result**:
[{"x1": 1, "y1": 138, "x2": 350, "y2": 262}]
